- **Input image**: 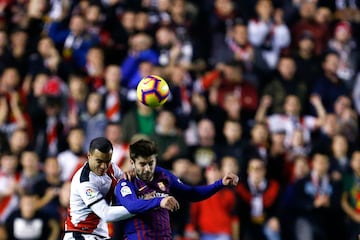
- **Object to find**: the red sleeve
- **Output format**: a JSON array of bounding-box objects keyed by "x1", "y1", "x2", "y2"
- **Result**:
[
  {"x1": 189, "y1": 201, "x2": 201, "y2": 228},
  {"x1": 263, "y1": 180, "x2": 280, "y2": 208},
  {"x1": 235, "y1": 183, "x2": 252, "y2": 204},
  {"x1": 240, "y1": 82, "x2": 259, "y2": 111},
  {"x1": 201, "y1": 70, "x2": 221, "y2": 90}
]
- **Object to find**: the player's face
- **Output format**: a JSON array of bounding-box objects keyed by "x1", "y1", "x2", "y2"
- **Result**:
[
  {"x1": 133, "y1": 154, "x2": 157, "y2": 182},
  {"x1": 88, "y1": 149, "x2": 112, "y2": 176}
]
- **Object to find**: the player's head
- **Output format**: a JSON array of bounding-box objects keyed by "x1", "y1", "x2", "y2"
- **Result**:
[
  {"x1": 88, "y1": 137, "x2": 113, "y2": 176},
  {"x1": 129, "y1": 139, "x2": 158, "y2": 182}
]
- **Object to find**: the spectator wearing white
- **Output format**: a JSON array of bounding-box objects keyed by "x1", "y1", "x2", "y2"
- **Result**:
[
  {"x1": 248, "y1": 0, "x2": 291, "y2": 69},
  {"x1": 255, "y1": 94, "x2": 326, "y2": 147}
]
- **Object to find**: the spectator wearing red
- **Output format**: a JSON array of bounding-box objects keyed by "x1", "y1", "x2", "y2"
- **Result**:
[
  {"x1": 235, "y1": 157, "x2": 281, "y2": 240},
  {"x1": 186, "y1": 163, "x2": 239, "y2": 240},
  {"x1": 291, "y1": 2, "x2": 331, "y2": 56},
  {"x1": 201, "y1": 60, "x2": 258, "y2": 114}
]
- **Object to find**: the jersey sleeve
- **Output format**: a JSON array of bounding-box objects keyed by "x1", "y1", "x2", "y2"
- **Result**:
[
  {"x1": 78, "y1": 181, "x2": 104, "y2": 207},
  {"x1": 304, "y1": 115, "x2": 316, "y2": 130},
  {"x1": 267, "y1": 114, "x2": 283, "y2": 133},
  {"x1": 114, "y1": 179, "x2": 162, "y2": 214},
  {"x1": 161, "y1": 167, "x2": 224, "y2": 202},
  {"x1": 111, "y1": 162, "x2": 124, "y2": 179}
]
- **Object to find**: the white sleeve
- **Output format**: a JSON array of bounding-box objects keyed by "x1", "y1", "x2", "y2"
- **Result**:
[
  {"x1": 90, "y1": 199, "x2": 135, "y2": 222},
  {"x1": 267, "y1": 114, "x2": 281, "y2": 132},
  {"x1": 248, "y1": 20, "x2": 270, "y2": 46},
  {"x1": 303, "y1": 116, "x2": 316, "y2": 130},
  {"x1": 272, "y1": 24, "x2": 291, "y2": 49},
  {"x1": 111, "y1": 162, "x2": 124, "y2": 179},
  {"x1": 78, "y1": 181, "x2": 104, "y2": 207},
  {"x1": 78, "y1": 179, "x2": 134, "y2": 222}
]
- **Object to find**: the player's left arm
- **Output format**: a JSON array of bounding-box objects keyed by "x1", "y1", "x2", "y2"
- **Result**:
[
  {"x1": 115, "y1": 179, "x2": 180, "y2": 212},
  {"x1": 165, "y1": 167, "x2": 239, "y2": 202}
]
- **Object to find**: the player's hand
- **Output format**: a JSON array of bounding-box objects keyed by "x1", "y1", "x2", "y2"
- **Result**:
[
  {"x1": 160, "y1": 196, "x2": 180, "y2": 212},
  {"x1": 260, "y1": 95, "x2": 272, "y2": 108},
  {"x1": 122, "y1": 169, "x2": 135, "y2": 181},
  {"x1": 222, "y1": 172, "x2": 239, "y2": 186}
]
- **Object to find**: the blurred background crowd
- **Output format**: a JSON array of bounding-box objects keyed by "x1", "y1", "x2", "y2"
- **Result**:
[{"x1": 0, "y1": 0, "x2": 359, "y2": 239}]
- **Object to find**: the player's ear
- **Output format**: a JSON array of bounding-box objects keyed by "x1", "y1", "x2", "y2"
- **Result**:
[{"x1": 130, "y1": 158, "x2": 135, "y2": 166}]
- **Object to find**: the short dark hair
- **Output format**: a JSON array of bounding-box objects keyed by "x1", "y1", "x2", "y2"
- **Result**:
[
  {"x1": 89, "y1": 137, "x2": 113, "y2": 153},
  {"x1": 129, "y1": 139, "x2": 158, "y2": 161}
]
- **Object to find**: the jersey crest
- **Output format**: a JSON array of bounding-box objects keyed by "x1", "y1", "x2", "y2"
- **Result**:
[
  {"x1": 85, "y1": 188, "x2": 96, "y2": 199},
  {"x1": 158, "y1": 182, "x2": 166, "y2": 191}
]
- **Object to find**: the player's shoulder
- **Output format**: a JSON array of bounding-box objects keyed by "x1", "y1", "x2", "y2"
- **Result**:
[
  {"x1": 154, "y1": 166, "x2": 169, "y2": 176},
  {"x1": 115, "y1": 179, "x2": 133, "y2": 198},
  {"x1": 155, "y1": 166, "x2": 168, "y2": 173},
  {"x1": 155, "y1": 166, "x2": 176, "y2": 181},
  {"x1": 72, "y1": 162, "x2": 92, "y2": 183},
  {"x1": 117, "y1": 177, "x2": 130, "y2": 184}
]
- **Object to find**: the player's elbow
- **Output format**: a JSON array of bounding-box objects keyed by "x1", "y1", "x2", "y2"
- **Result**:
[
  {"x1": 92, "y1": 201, "x2": 134, "y2": 222},
  {"x1": 104, "y1": 206, "x2": 134, "y2": 222}
]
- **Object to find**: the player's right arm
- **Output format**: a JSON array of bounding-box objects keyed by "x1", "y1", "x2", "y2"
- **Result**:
[
  {"x1": 114, "y1": 179, "x2": 179, "y2": 212},
  {"x1": 78, "y1": 181, "x2": 134, "y2": 222}
]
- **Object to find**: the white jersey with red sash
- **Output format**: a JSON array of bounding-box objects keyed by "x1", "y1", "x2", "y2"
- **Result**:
[
  {"x1": 267, "y1": 114, "x2": 316, "y2": 145},
  {"x1": 0, "y1": 172, "x2": 21, "y2": 223},
  {"x1": 111, "y1": 143, "x2": 129, "y2": 169},
  {"x1": 65, "y1": 162, "x2": 121, "y2": 237}
]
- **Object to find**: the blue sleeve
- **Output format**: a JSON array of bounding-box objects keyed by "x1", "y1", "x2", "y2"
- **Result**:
[
  {"x1": 161, "y1": 167, "x2": 224, "y2": 202},
  {"x1": 47, "y1": 21, "x2": 70, "y2": 44},
  {"x1": 121, "y1": 54, "x2": 139, "y2": 88},
  {"x1": 114, "y1": 179, "x2": 162, "y2": 214}
]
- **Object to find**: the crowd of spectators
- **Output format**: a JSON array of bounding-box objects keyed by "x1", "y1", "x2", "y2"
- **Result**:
[{"x1": 0, "y1": 0, "x2": 360, "y2": 239}]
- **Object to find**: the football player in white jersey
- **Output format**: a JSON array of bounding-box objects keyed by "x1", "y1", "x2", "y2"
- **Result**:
[{"x1": 63, "y1": 137, "x2": 179, "y2": 240}]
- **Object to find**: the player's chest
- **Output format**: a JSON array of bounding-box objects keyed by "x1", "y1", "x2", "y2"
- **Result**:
[
  {"x1": 135, "y1": 179, "x2": 170, "y2": 199},
  {"x1": 93, "y1": 174, "x2": 113, "y2": 194}
]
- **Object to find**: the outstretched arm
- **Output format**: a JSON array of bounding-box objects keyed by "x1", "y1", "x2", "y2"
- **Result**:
[
  {"x1": 310, "y1": 94, "x2": 326, "y2": 127},
  {"x1": 166, "y1": 167, "x2": 239, "y2": 202},
  {"x1": 255, "y1": 95, "x2": 272, "y2": 123},
  {"x1": 115, "y1": 179, "x2": 180, "y2": 213}
]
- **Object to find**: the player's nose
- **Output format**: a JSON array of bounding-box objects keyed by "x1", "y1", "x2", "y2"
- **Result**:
[
  {"x1": 144, "y1": 165, "x2": 151, "y2": 171},
  {"x1": 100, "y1": 162, "x2": 109, "y2": 169}
]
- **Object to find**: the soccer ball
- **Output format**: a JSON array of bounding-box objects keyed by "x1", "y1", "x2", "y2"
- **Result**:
[{"x1": 136, "y1": 75, "x2": 170, "y2": 107}]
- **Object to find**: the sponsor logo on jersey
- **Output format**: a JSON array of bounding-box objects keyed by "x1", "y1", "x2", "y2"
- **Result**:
[
  {"x1": 121, "y1": 186, "x2": 132, "y2": 197},
  {"x1": 85, "y1": 188, "x2": 96, "y2": 199},
  {"x1": 139, "y1": 191, "x2": 169, "y2": 199}
]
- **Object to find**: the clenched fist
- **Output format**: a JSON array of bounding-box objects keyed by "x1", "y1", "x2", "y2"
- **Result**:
[
  {"x1": 222, "y1": 172, "x2": 239, "y2": 186},
  {"x1": 160, "y1": 196, "x2": 180, "y2": 212}
]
